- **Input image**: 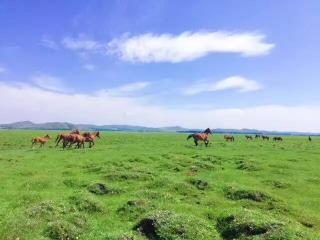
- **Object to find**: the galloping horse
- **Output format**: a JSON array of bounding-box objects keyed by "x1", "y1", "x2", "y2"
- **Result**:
[
  {"x1": 82, "y1": 131, "x2": 100, "y2": 148},
  {"x1": 55, "y1": 129, "x2": 80, "y2": 147},
  {"x1": 262, "y1": 136, "x2": 270, "y2": 141},
  {"x1": 245, "y1": 135, "x2": 253, "y2": 140},
  {"x1": 187, "y1": 128, "x2": 212, "y2": 147},
  {"x1": 224, "y1": 135, "x2": 234, "y2": 142},
  {"x1": 62, "y1": 133, "x2": 89, "y2": 149},
  {"x1": 273, "y1": 136, "x2": 283, "y2": 141},
  {"x1": 32, "y1": 134, "x2": 50, "y2": 148}
]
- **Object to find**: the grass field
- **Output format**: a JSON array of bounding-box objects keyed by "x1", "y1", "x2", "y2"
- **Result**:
[{"x1": 0, "y1": 130, "x2": 319, "y2": 239}]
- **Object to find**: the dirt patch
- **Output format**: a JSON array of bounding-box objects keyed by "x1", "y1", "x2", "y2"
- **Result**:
[
  {"x1": 236, "y1": 160, "x2": 260, "y2": 171},
  {"x1": 87, "y1": 183, "x2": 109, "y2": 195},
  {"x1": 188, "y1": 179, "x2": 209, "y2": 190}
]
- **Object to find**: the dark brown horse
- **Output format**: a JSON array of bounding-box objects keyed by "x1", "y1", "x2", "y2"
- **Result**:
[
  {"x1": 32, "y1": 134, "x2": 50, "y2": 148},
  {"x1": 187, "y1": 128, "x2": 212, "y2": 147},
  {"x1": 273, "y1": 136, "x2": 283, "y2": 141},
  {"x1": 262, "y1": 135, "x2": 270, "y2": 141},
  {"x1": 224, "y1": 135, "x2": 234, "y2": 142},
  {"x1": 55, "y1": 129, "x2": 80, "y2": 147},
  {"x1": 245, "y1": 135, "x2": 253, "y2": 140}
]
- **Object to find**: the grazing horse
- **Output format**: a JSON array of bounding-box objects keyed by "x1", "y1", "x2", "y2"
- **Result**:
[
  {"x1": 187, "y1": 128, "x2": 212, "y2": 147},
  {"x1": 224, "y1": 135, "x2": 234, "y2": 142},
  {"x1": 255, "y1": 134, "x2": 261, "y2": 139},
  {"x1": 262, "y1": 136, "x2": 270, "y2": 141},
  {"x1": 245, "y1": 135, "x2": 253, "y2": 140},
  {"x1": 273, "y1": 136, "x2": 283, "y2": 141},
  {"x1": 31, "y1": 134, "x2": 50, "y2": 148},
  {"x1": 308, "y1": 136, "x2": 312, "y2": 142},
  {"x1": 55, "y1": 129, "x2": 80, "y2": 147},
  {"x1": 82, "y1": 131, "x2": 100, "y2": 148}
]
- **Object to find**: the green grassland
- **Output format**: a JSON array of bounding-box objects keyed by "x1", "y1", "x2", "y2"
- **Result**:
[{"x1": 0, "y1": 130, "x2": 319, "y2": 239}]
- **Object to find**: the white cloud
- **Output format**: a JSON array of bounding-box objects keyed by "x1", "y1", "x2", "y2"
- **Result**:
[
  {"x1": 83, "y1": 64, "x2": 95, "y2": 71},
  {"x1": 182, "y1": 76, "x2": 262, "y2": 95},
  {"x1": 0, "y1": 81, "x2": 320, "y2": 132},
  {"x1": 62, "y1": 36, "x2": 103, "y2": 52},
  {"x1": 99, "y1": 81, "x2": 150, "y2": 96},
  {"x1": 32, "y1": 73, "x2": 70, "y2": 92},
  {"x1": 108, "y1": 31, "x2": 275, "y2": 63},
  {"x1": 40, "y1": 36, "x2": 59, "y2": 50},
  {"x1": 0, "y1": 67, "x2": 6, "y2": 73}
]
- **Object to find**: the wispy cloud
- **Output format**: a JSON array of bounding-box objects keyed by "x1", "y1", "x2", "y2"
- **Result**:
[
  {"x1": 32, "y1": 73, "x2": 70, "y2": 92},
  {"x1": 99, "y1": 81, "x2": 150, "y2": 96},
  {"x1": 83, "y1": 64, "x2": 95, "y2": 71},
  {"x1": 40, "y1": 36, "x2": 59, "y2": 50},
  {"x1": 108, "y1": 31, "x2": 275, "y2": 63},
  {"x1": 0, "y1": 81, "x2": 319, "y2": 132},
  {"x1": 182, "y1": 76, "x2": 262, "y2": 95},
  {"x1": 62, "y1": 35, "x2": 104, "y2": 52}
]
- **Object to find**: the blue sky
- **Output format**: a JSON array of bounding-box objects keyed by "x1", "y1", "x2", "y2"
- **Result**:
[{"x1": 1, "y1": 0, "x2": 320, "y2": 131}]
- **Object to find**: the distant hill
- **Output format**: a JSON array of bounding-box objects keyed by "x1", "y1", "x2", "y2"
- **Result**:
[{"x1": 0, "y1": 121, "x2": 318, "y2": 136}]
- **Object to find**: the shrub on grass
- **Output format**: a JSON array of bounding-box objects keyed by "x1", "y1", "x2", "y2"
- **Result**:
[
  {"x1": 46, "y1": 219, "x2": 81, "y2": 240},
  {"x1": 216, "y1": 209, "x2": 302, "y2": 240},
  {"x1": 224, "y1": 186, "x2": 272, "y2": 202},
  {"x1": 135, "y1": 210, "x2": 220, "y2": 240},
  {"x1": 69, "y1": 195, "x2": 102, "y2": 213}
]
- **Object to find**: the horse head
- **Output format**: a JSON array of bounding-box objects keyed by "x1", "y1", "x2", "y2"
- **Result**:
[
  {"x1": 45, "y1": 134, "x2": 50, "y2": 139},
  {"x1": 204, "y1": 128, "x2": 212, "y2": 134}
]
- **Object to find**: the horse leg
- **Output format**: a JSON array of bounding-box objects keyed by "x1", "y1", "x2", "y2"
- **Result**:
[
  {"x1": 205, "y1": 140, "x2": 209, "y2": 147},
  {"x1": 194, "y1": 140, "x2": 198, "y2": 146},
  {"x1": 56, "y1": 137, "x2": 61, "y2": 147}
]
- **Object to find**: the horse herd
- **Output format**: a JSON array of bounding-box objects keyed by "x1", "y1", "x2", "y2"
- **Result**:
[
  {"x1": 31, "y1": 128, "x2": 313, "y2": 149},
  {"x1": 186, "y1": 128, "x2": 313, "y2": 147},
  {"x1": 31, "y1": 129, "x2": 100, "y2": 149}
]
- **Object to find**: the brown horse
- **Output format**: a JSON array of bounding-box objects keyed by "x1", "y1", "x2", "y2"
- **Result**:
[
  {"x1": 187, "y1": 128, "x2": 212, "y2": 147},
  {"x1": 262, "y1": 135, "x2": 270, "y2": 141},
  {"x1": 245, "y1": 135, "x2": 253, "y2": 140},
  {"x1": 55, "y1": 129, "x2": 80, "y2": 147},
  {"x1": 62, "y1": 133, "x2": 89, "y2": 149},
  {"x1": 273, "y1": 136, "x2": 283, "y2": 141},
  {"x1": 31, "y1": 134, "x2": 50, "y2": 148},
  {"x1": 82, "y1": 131, "x2": 100, "y2": 148},
  {"x1": 224, "y1": 135, "x2": 234, "y2": 142}
]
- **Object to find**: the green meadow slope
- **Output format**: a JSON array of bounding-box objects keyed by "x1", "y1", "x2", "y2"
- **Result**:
[{"x1": 0, "y1": 131, "x2": 319, "y2": 239}]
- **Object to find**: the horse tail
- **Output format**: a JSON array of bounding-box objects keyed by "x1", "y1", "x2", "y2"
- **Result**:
[{"x1": 187, "y1": 134, "x2": 194, "y2": 140}]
